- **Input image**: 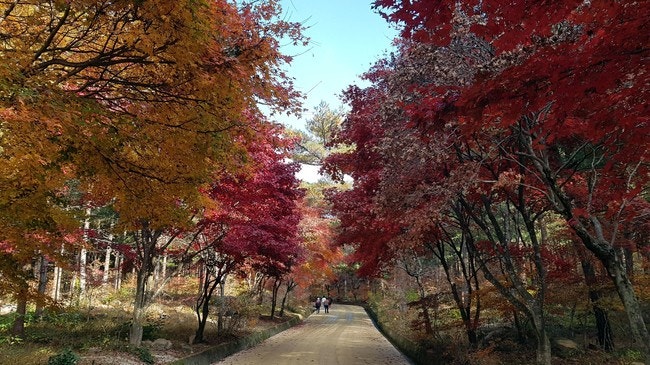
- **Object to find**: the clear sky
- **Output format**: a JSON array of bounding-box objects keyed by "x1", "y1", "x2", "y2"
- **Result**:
[{"x1": 276, "y1": 0, "x2": 397, "y2": 131}]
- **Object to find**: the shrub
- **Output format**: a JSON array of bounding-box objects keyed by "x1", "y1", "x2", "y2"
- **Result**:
[
  {"x1": 112, "y1": 317, "x2": 163, "y2": 342},
  {"x1": 618, "y1": 348, "x2": 644, "y2": 363},
  {"x1": 47, "y1": 348, "x2": 79, "y2": 365},
  {"x1": 212, "y1": 294, "x2": 264, "y2": 336},
  {"x1": 132, "y1": 346, "x2": 154, "y2": 365},
  {"x1": 142, "y1": 319, "x2": 164, "y2": 341}
]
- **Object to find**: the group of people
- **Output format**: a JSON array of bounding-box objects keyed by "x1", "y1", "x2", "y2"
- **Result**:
[{"x1": 314, "y1": 296, "x2": 331, "y2": 313}]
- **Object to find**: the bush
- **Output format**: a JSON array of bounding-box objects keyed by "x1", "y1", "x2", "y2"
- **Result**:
[
  {"x1": 142, "y1": 319, "x2": 164, "y2": 341},
  {"x1": 618, "y1": 348, "x2": 644, "y2": 363},
  {"x1": 132, "y1": 346, "x2": 154, "y2": 365},
  {"x1": 212, "y1": 294, "x2": 264, "y2": 336},
  {"x1": 111, "y1": 320, "x2": 162, "y2": 342},
  {"x1": 47, "y1": 348, "x2": 79, "y2": 365},
  {"x1": 100, "y1": 287, "x2": 133, "y2": 307}
]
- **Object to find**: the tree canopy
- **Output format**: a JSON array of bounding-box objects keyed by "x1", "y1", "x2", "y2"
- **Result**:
[
  {"x1": 325, "y1": 1, "x2": 649, "y2": 363},
  {"x1": 0, "y1": 0, "x2": 307, "y2": 342}
]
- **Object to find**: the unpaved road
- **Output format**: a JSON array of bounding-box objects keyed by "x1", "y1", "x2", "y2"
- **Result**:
[{"x1": 213, "y1": 304, "x2": 413, "y2": 365}]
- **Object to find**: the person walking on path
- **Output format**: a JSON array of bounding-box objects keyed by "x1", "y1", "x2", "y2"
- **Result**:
[
  {"x1": 323, "y1": 297, "x2": 330, "y2": 313},
  {"x1": 314, "y1": 297, "x2": 321, "y2": 314}
]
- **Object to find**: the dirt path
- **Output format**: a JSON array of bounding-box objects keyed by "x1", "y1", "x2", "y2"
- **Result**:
[{"x1": 212, "y1": 304, "x2": 413, "y2": 365}]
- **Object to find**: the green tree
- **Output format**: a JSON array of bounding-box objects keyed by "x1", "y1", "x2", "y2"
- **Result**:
[{"x1": 290, "y1": 101, "x2": 346, "y2": 165}]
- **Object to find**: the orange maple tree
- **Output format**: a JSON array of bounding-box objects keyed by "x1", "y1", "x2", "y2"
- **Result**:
[{"x1": 0, "y1": 0, "x2": 305, "y2": 342}]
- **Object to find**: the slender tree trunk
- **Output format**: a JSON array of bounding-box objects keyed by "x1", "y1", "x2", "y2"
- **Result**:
[
  {"x1": 255, "y1": 274, "x2": 267, "y2": 305},
  {"x1": 532, "y1": 312, "x2": 552, "y2": 365},
  {"x1": 279, "y1": 288, "x2": 289, "y2": 317},
  {"x1": 460, "y1": 192, "x2": 549, "y2": 363},
  {"x1": 194, "y1": 305, "x2": 209, "y2": 343},
  {"x1": 194, "y1": 291, "x2": 212, "y2": 343},
  {"x1": 279, "y1": 279, "x2": 296, "y2": 317},
  {"x1": 432, "y1": 237, "x2": 480, "y2": 347},
  {"x1": 80, "y1": 207, "x2": 91, "y2": 297},
  {"x1": 52, "y1": 265, "x2": 62, "y2": 302},
  {"x1": 270, "y1": 277, "x2": 282, "y2": 318},
  {"x1": 579, "y1": 255, "x2": 614, "y2": 351},
  {"x1": 641, "y1": 243, "x2": 650, "y2": 275},
  {"x1": 517, "y1": 117, "x2": 650, "y2": 362},
  {"x1": 513, "y1": 310, "x2": 525, "y2": 343},
  {"x1": 52, "y1": 242, "x2": 66, "y2": 302},
  {"x1": 70, "y1": 251, "x2": 79, "y2": 300},
  {"x1": 35, "y1": 255, "x2": 48, "y2": 318},
  {"x1": 102, "y1": 233, "x2": 113, "y2": 285},
  {"x1": 420, "y1": 301, "x2": 434, "y2": 335},
  {"x1": 114, "y1": 252, "x2": 122, "y2": 290},
  {"x1": 12, "y1": 281, "x2": 28, "y2": 337},
  {"x1": 131, "y1": 305, "x2": 145, "y2": 346},
  {"x1": 194, "y1": 272, "x2": 221, "y2": 343},
  {"x1": 622, "y1": 246, "x2": 634, "y2": 278},
  {"x1": 130, "y1": 268, "x2": 148, "y2": 346},
  {"x1": 592, "y1": 293, "x2": 615, "y2": 351},
  {"x1": 415, "y1": 277, "x2": 434, "y2": 335},
  {"x1": 217, "y1": 281, "x2": 224, "y2": 333},
  {"x1": 79, "y1": 247, "x2": 87, "y2": 296},
  {"x1": 572, "y1": 224, "x2": 650, "y2": 360},
  {"x1": 271, "y1": 277, "x2": 282, "y2": 318},
  {"x1": 161, "y1": 254, "x2": 167, "y2": 281},
  {"x1": 129, "y1": 225, "x2": 161, "y2": 346},
  {"x1": 612, "y1": 266, "x2": 650, "y2": 362},
  {"x1": 153, "y1": 257, "x2": 160, "y2": 283}
]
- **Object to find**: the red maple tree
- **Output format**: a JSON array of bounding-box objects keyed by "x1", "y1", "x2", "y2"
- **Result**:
[
  {"x1": 192, "y1": 122, "x2": 304, "y2": 342},
  {"x1": 324, "y1": 1, "x2": 648, "y2": 363}
]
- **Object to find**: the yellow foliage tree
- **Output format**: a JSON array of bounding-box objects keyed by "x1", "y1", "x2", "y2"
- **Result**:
[{"x1": 0, "y1": 0, "x2": 305, "y2": 343}]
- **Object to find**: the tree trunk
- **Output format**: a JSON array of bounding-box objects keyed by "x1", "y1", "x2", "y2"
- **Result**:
[
  {"x1": 129, "y1": 225, "x2": 160, "y2": 346},
  {"x1": 114, "y1": 252, "x2": 122, "y2": 290},
  {"x1": 80, "y1": 207, "x2": 91, "y2": 297},
  {"x1": 517, "y1": 116, "x2": 650, "y2": 362},
  {"x1": 513, "y1": 310, "x2": 525, "y2": 343},
  {"x1": 579, "y1": 256, "x2": 614, "y2": 351},
  {"x1": 78, "y1": 247, "x2": 87, "y2": 297},
  {"x1": 420, "y1": 302, "x2": 433, "y2": 335},
  {"x1": 572, "y1": 224, "x2": 650, "y2": 361},
  {"x1": 533, "y1": 317, "x2": 552, "y2": 365},
  {"x1": 102, "y1": 234, "x2": 113, "y2": 285},
  {"x1": 255, "y1": 274, "x2": 267, "y2": 305},
  {"x1": 194, "y1": 293, "x2": 211, "y2": 343},
  {"x1": 194, "y1": 272, "x2": 221, "y2": 343},
  {"x1": 70, "y1": 251, "x2": 79, "y2": 300},
  {"x1": 279, "y1": 279, "x2": 296, "y2": 318},
  {"x1": 432, "y1": 235, "x2": 481, "y2": 347},
  {"x1": 161, "y1": 254, "x2": 167, "y2": 281},
  {"x1": 612, "y1": 265, "x2": 650, "y2": 361},
  {"x1": 52, "y1": 243, "x2": 65, "y2": 302},
  {"x1": 217, "y1": 281, "x2": 224, "y2": 333},
  {"x1": 270, "y1": 277, "x2": 282, "y2": 318},
  {"x1": 622, "y1": 246, "x2": 634, "y2": 278},
  {"x1": 592, "y1": 300, "x2": 615, "y2": 351},
  {"x1": 130, "y1": 306, "x2": 145, "y2": 346},
  {"x1": 459, "y1": 193, "x2": 549, "y2": 360},
  {"x1": 11, "y1": 284, "x2": 28, "y2": 337},
  {"x1": 279, "y1": 290, "x2": 289, "y2": 317},
  {"x1": 52, "y1": 265, "x2": 62, "y2": 302},
  {"x1": 129, "y1": 268, "x2": 148, "y2": 346},
  {"x1": 153, "y1": 257, "x2": 160, "y2": 283},
  {"x1": 35, "y1": 255, "x2": 48, "y2": 318},
  {"x1": 194, "y1": 308, "x2": 208, "y2": 344}
]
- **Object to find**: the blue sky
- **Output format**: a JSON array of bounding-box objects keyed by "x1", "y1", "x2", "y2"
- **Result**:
[{"x1": 276, "y1": 0, "x2": 398, "y2": 131}]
